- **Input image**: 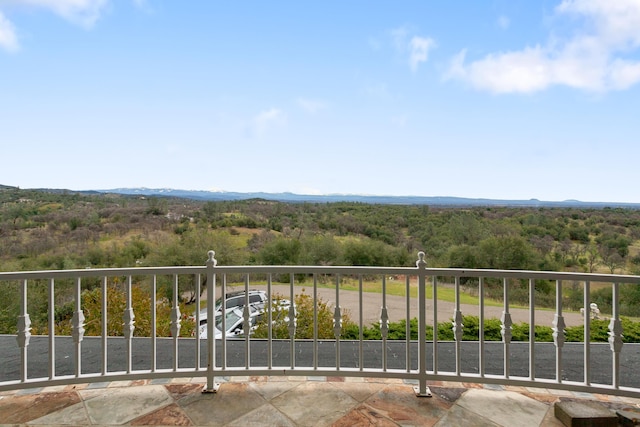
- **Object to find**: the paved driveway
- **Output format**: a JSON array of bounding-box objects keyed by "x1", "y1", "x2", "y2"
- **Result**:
[{"x1": 222, "y1": 284, "x2": 585, "y2": 327}]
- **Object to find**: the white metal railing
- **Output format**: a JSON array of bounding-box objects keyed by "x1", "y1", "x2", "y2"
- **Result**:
[{"x1": 1, "y1": 250, "x2": 640, "y2": 398}]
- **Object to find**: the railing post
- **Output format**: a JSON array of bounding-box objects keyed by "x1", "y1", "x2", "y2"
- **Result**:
[
  {"x1": 204, "y1": 250, "x2": 219, "y2": 393},
  {"x1": 415, "y1": 252, "x2": 431, "y2": 397}
]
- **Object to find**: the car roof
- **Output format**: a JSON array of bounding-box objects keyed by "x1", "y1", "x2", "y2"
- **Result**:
[{"x1": 223, "y1": 289, "x2": 265, "y2": 298}]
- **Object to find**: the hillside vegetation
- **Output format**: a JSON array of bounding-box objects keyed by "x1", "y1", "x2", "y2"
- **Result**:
[
  {"x1": 3, "y1": 187, "x2": 639, "y2": 274},
  {"x1": 1, "y1": 187, "x2": 640, "y2": 335}
]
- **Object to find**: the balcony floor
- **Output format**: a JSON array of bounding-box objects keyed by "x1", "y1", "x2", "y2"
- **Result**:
[{"x1": 1, "y1": 376, "x2": 636, "y2": 426}]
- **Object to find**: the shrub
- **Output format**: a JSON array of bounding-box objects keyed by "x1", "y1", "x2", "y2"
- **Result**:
[
  {"x1": 53, "y1": 283, "x2": 194, "y2": 338},
  {"x1": 252, "y1": 292, "x2": 356, "y2": 339}
]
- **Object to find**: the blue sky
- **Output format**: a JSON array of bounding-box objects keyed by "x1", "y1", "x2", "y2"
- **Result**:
[{"x1": 1, "y1": 1, "x2": 640, "y2": 203}]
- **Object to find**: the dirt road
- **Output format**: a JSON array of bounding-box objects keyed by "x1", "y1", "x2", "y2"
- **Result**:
[{"x1": 213, "y1": 284, "x2": 585, "y2": 328}]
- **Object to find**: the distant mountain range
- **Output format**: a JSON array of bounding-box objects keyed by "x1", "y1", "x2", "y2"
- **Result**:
[
  {"x1": 88, "y1": 187, "x2": 640, "y2": 209},
  {"x1": 3, "y1": 184, "x2": 638, "y2": 208}
]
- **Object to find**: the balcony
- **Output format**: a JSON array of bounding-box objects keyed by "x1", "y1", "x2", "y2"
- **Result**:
[{"x1": 1, "y1": 250, "x2": 640, "y2": 424}]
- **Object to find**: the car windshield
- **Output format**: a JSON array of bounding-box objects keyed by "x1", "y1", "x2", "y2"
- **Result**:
[{"x1": 215, "y1": 309, "x2": 243, "y2": 333}]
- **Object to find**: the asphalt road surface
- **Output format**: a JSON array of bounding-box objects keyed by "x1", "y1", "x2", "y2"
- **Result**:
[{"x1": 2, "y1": 336, "x2": 639, "y2": 389}]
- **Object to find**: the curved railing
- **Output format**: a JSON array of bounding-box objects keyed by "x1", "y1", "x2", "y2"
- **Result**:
[{"x1": 1, "y1": 250, "x2": 640, "y2": 398}]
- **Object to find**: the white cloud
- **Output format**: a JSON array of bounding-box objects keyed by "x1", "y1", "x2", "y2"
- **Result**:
[
  {"x1": 253, "y1": 108, "x2": 287, "y2": 137},
  {"x1": 609, "y1": 58, "x2": 640, "y2": 90},
  {"x1": 389, "y1": 26, "x2": 436, "y2": 72},
  {"x1": 409, "y1": 36, "x2": 435, "y2": 72},
  {"x1": 0, "y1": 11, "x2": 19, "y2": 52},
  {"x1": 297, "y1": 98, "x2": 326, "y2": 114},
  {"x1": 21, "y1": 0, "x2": 110, "y2": 28},
  {"x1": 0, "y1": 0, "x2": 143, "y2": 53},
  {"x1": 557, "y1": 0, "x2": 640, "y2": 46},
  {"x1": 447, "y1": 47, "x2": 553, "y2": 94},
  {"x1": 447, "y1": 0, "x2": 640, "y2": 93}
]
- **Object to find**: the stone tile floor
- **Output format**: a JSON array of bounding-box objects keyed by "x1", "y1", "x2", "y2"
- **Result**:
[{"x1": 1, "y1": 376, "x2": 639, "y2": 426}]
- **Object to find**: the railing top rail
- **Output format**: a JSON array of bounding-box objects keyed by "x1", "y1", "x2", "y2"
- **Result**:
[
  {"x1": 0, "y1": 265, "x2": 205, "y2": 281},
  {"x1": 423, "y1": 268, "x2": 640, "y2": 284},
  {"x1": 1, "y1": 263, "x2": 639, "y2": 284},
  {"x1": 208, "y1": 265, "x2": 418, "y2": 275}
]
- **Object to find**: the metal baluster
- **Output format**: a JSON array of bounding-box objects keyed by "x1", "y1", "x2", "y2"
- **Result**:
[
  {"x1": 193, "y1": 274, "x2": 199, "y2": 371},
  {"x1": 479, "y1": 277, "x2": 485, "y2": 377},
  {"x1": 48, "y1": 278, "x2": 55, "y2": 380},
  {"x1": 221, "y1": 274, "x2": 227, "y2": 369},
  {"x1": 333, "y1": 275, "x2": 342, "y2": 370},
  {"x1": 432, "y1": 275, "x2": 438, "y2": 375},
  {"x1": 101, "y1": 277, "x2": 107, "y2": 375},
  {"x1": 501, "y1": 278, "x2": 512, "y2": 379},
  {"x1": 171, "y1": 274, "x2": 181, "y2": 371},
  {"x1": 289, "y1": 274, "x2": 296, "y2": 369},
  {"x1": 314, "y1": 273, "x2": 320, "y2": 370},
  {"x1": 552, "y1": 280, "x2": 565, "y2": 384},
  {"x1": 151, "y1": 275, "x2": 157, "y2": 372},
  {"x1": 405, "y1": 275, "x2": 411, "y2": 373},
  {"x1": 584, "y1": 280, "x2": 591, "y2": 385},
  {"x1": 17, "y1": 279, "x2": 31, "y2": 382},
  {"x1": 609, "y1": 282, "x2": 623, "y2": 389},
  {"x1": 529, "y1": 278, "x2": 535, "y2": 381},
  {"x1": 244, "y1": 274, "x2": 251, "y2": 369},
  {"x1": 358, "y1": 274, "x2": 364, "y2": 371},
  {"x1": 72, "y1": 277, "x2": 85, "y2": 377},
  {"x1": 453, "y1": 276, "x2": 463, "y2": 376},
  {"x1": 123, "y1": 275, "x2": 135, "y2": 374},
  {"x1": 267, "y1": 274, "x2": 273, "y2": 370},
  {"x1": 380, "y1": 276, "x2": 389, "y2": 371}
]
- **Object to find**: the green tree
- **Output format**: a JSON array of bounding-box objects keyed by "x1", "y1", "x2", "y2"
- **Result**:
[
  {"x1": 446, "y1": 245, "x2": 479, "y2": 269},
  {"x1": 477, "y1": 236, "x2": 538, "y2": 270},
  {"x1": 256, "y1": 237, "x2": 302, "y2": 265},
  {"x1": 301, "y1": 235, "x2": 341, "y2": 265}
]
